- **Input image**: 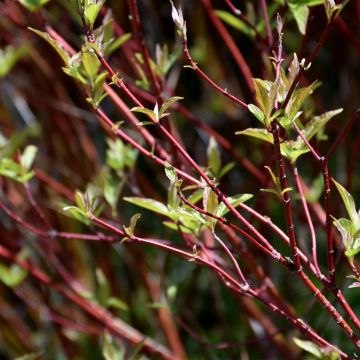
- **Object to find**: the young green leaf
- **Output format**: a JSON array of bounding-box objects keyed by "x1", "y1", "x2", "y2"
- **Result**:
[
  {"x1": 19, "y1": 0, "x2": 51, "y2": 12},
  {"x1": 289, "y1": 4, "x2": 309, "y2": 35},
  {"x1": 124, "y1": 213, "x2": 141, "y2": 237},
  {"x1": 160, "y1": 96, "x2": 184, "y2": 115},
  {"x1": 248, "y1": 104, "x2": 265, "y2": 124},
  {"x1": 215, "y1": 193, "x2": 253, "y2": 218},
  {"x1": 235, "y1": 128, "x2": 273, "y2": 144},
  {"x1": 293, "y1": 338, "x2": 323, "y2": 358},
  {"x1": 164, "y1": 161, "x2": 177, "y2": 183},
  {"x1": 123, "y1": 197, "x2": 169, "y2": 216},
  {"x1": 302, "y1": 109, "x2": 343, "y2": 141},
  {"x1": 106, "y1": 297, "x2": 129, "y2": 311},
  {"x1": 13, "y1": 352, "x2": 43, "y2": 360},
  {"x1": 20, "y1": 145, "x2": 37, "y2": 171},
  {"x1": 96, "y1": 268, "x2": 110, "y2": 306},
  {"x1": 0, "y1": 262, "x2": 28, "y2": 287},
  {"x1": 84, "y1": 0, "x2": 106, "y2": 28},
  {"x1": 207, "y1": 137, "x2": 221, "y2": 176},
  {"x1": 29, "y1": 28, "x2": 70, "y2": 66},
  {"x1": 102, "y1": 332, "x2": 125, "y2": 360},
  {"x1": 332, "y1": 179, "x2": 359, "y2": 230},
  {"x1": 81, "y1": 48, "x2": 100, "y2": 80},
  {"x1": 215, "y1": 10, "x2": 255, "y2": 37},
  {"x1": 106, "y1": 33, "x2": 132, "y2": 56},
  {"x1": 285, "y1": 81, "x2": 318, "y2": 123},
  {"x1": 130, "y1": 107, "x2": 156, "y2": 122},
  {"x1": 0, "y1": 45, "x2": 28, "y2": 78}
]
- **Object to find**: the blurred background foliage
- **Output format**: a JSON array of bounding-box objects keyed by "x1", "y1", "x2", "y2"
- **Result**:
[{"x1": 0, "y1": 0, "x2": 359, "y2": 359}]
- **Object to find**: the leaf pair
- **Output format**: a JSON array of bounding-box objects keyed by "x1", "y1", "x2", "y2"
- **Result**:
[
  {"x1": 332, "y1": 180, "x2": 360, "y2": 262},
  {"x1": 131, "y1": 97, "x2": 183, "y2": 124},
  {"x1": 0, "y1": 145, "x2": 37, "y2": 183}
]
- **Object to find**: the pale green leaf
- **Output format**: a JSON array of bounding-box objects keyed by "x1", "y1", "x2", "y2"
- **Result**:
[
  {"x1": 19, "y1": 0, "x2": 50, "y2": 12},
  {"x1": 215, "y1": 194, "x2": 253, "y2": 218},
  {"x1": 302, "y1": 109, "x2": 343, "y2": 141},
  {"x1": 84, "y1": 0, "x2": 106, "y2": 28},
  {"x1": 207, "y1": 137, "x2": 221, "y2": 175},
  {"x1": 0, "y1": 262, "x2": 28, "y2": 287},
  {"x1": 0, "y1": 45, "x2": 28, "y2": 78},
  {"x1": 20, "y1": 145, "x2": 37, "y2": 171},
  {"x1": 160, "y1": 96, "x2": 183, "y2": 115},
  {"x1": 285, "y1": 81, "x2": 318, "y2": 122},
  {"x1": 82, "y1": 49, "x2": 100, "y2": 80},
  {"x1": 124, "y1": 213, "x2": 141, "y2": 236},
  {"x1": 293, "y1": 338, "x2": 322, "y2": 358},
  {"x1": 29, "y1": 28, "x2": 70, "y2": 66},
  {"x1": 236, "y1": 128, "x2": 273, "y2": 144},
  {"x1": 123, "y1": 197, "x2": 169, "y2": 216},
  {"x1": 248, "y1": 104, "x2": 265, "y2": 124},
  {"x1": 14, "y1": 352, "x2": 43, "y2": 360},
  {"x1": 332, "y1": 179, "x2": 359, "y2": 229},
  {"x1": 106, "y1": 297, "x2": 129, "y2": 311},
  {"x1": 130, "y1": 107, "x2": 155, "y2": 121},
  {"x1": 289, "y1": 4, "x2": 309, "y2": 34},
  {"x1": 215, "y1": 10, "x2": 255, "y2": 37},
  {"x1": 107, "y1": 33, "x2": 131, "y2": 55},
  {"x1": 102, "y1": 332, "x2": 125, "y2": 360},
  {"x1": 164, "y1": 161, "x2": 177, "y2": 183}
]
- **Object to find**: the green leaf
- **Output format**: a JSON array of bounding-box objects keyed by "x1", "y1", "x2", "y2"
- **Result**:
[
  {"x1": 253, "y1": 78, "x2": 274, "y2": 122},
  {"x1": 280, "y1": 140, "x2": 309, "y2": 163},
  {"x1": 130, "y1": 107, "x2": 156, "y2": 121},
  {"x1": 163, "y1": 221, "x2": 196, "y2": 234},
  {"x1": 207, "y1": 137, "x2": 221, "y2": 176},
  {"x1": 104, "y1": 174, "x2": 124, "y2": 212},
  {"x1": 302, "y1": 109, "x2": 343, "y2": 141},
  {"x1": 20, "y1": 145, "x2": 37, "y2": 171},
  {"x1": 293, "y1": 338, "x2": 322, "y2": 358},
  {"x1": 324, "y1": 0, "x2": 342, "y2": 22},
  {"x1": 215, "y1": 10, "x2": 256, "y2": 37},
  {"x1": 166, "y1": 285, "x2": 177, "y2": 302},
  {"x1": 215, "y1": 194, "x2": 253, "y2": 218},
  {"x1": 285, "y1": 81, "x2": 318, "y2": 123},
  {"x1": 124, "y1": 213, "x2": 141, "y2": 237},
  {"x1": 29, "y1": 28, "x2": 70, "y2": 66},
  {"x1": 235, "y1": 128, "x2": 273, "y2": 144},
  {"x1": 106, "y1": 297, "x2": 129, "y2": 311},
  {"x1": 14, "y1": 352, "x2": 43, "y2": 360},
  {"x1": 332, "y1": 179, "x2": 359, "y2": 230},
  {"x1": 96, "y1": 268, "x2": 110, "y2": 306},
  {"x1": 123, "y1": 197, "x2": 169, "y2": 216},
  {"x1": 82, "y1": 48, "x2": 100, "y2": 80},
  {"x1": 218, "y1": 162, "x2": 235, "y2": 179},
  {"x1": 203, "y1": 186, "x2": 218, "y2": 215},
  {"x1": 160, "y1": 96, "x2": 183, "y2": 115},
  {"x1": 0, "y1": 158, "x2": 34, "y2": 183},
  {"x1": 62, "y1": 205, "x2": 89, "y2": 225},
  {"x1": 102, "y1": 332, "x2": 125, "y2": 360},
  {"x1": 0, "y1": 263, "x2": 28, "y2": 287},
  {"x1": 289, "y1": 4, "x2": 309, "y2": 34},
  {"x1": 106, "y1": 33, "x2": 131, "y2": 55},
  {"x1": 164, "y1": 161, "x2": 177, "y2": 183},
  {"x1": 291, "y1": 0, "x2": 323, "y2": 5},
  {"x1": 84, "y1": 0, "x2": 106, "y2": 28},
  {"x1": 0, "y1": 45, "x2": 28, "y2": 78},
  {"x1": 332, "y1": 217, "x2": 353, "y2": 249},
  {"x1": 248, "y1": 104, "x2": 265, "y2": 125},
  {"x1": 19, "y1": 0, "x2": 50, "y2": 12},
  {"x1": 0, "y1": 250, "x2": 28, "y2": 287}
]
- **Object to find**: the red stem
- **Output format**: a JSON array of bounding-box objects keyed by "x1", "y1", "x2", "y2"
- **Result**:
[
  {"x1": 201, "y1": 0, "x2": 255, "y2": 96},
  {"x1": 182, "y1": 39, "x2": 248, "y2": 109},
  {"x1": 293, "y1": 166, "x2": 322, "y2": 277}
]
